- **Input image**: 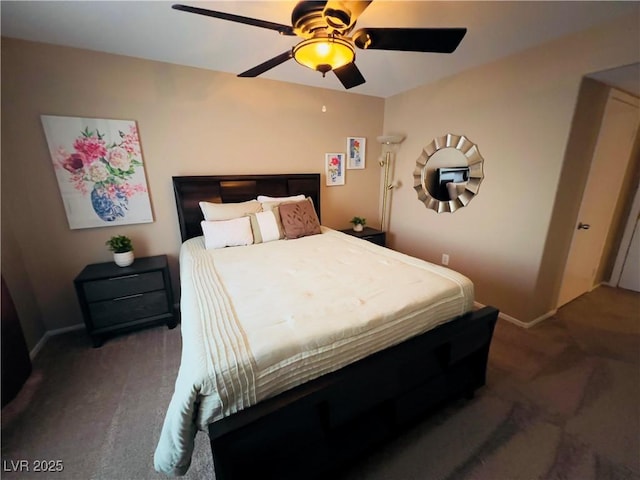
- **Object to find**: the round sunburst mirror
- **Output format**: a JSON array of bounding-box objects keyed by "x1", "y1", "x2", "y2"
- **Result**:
[{"x1": 413, "y1": 134, "x2": 484, "y2": 213}]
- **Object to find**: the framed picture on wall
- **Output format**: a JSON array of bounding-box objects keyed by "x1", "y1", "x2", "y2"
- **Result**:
[
  {"x1": 347, "y1": 137, "x2": 366, "y2": 169},
  {"x1": 41, "y1": 115, "x2": 154, "y2": 229},
  {"x1": 325, "y1": 153, "x2": 346, "y2": 186}
]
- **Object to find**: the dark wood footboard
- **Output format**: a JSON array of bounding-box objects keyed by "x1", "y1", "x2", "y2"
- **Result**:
[{"x1": 208, "y1": 306, "x2": 499, "y2": 480}]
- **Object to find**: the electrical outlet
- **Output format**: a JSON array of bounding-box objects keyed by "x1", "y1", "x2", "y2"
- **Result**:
[{"x1": 442, "y1": 254, "x2": 450, "y2": 265}]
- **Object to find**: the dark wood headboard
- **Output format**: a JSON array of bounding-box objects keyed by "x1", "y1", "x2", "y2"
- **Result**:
[{"x1": 173, "y1": 174, "x2": 321, "y2": 242}]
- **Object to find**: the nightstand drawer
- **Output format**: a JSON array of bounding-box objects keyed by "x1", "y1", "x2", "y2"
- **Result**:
[
  {"x1": 89, "y1": 290, "x2": 169, "y2": 329},
  {"x1": 75, "y1": 255, "x2": 177, "y2": 347},
  {"x1": 340, "y1": 227, "x2": 386, "y2": 247},
  {"x1": 361, "y1": 234, "x2": 385, "y2": 247},
  {"x1": 83, "y1": 271, "x2": 164, "y2": 302}
]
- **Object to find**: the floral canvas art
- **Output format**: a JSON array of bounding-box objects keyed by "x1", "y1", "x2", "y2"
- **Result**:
[
  {"x1": 325, "y1": 153, "x2": 345, "y2": 186},
  {"x1": 41, "y1": 115, "x2": 153, "y2": 229}
]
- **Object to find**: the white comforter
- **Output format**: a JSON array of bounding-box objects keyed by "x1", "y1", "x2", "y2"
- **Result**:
[{"x1": 154, "y1": 228, "x2": 474, "y2": 475}]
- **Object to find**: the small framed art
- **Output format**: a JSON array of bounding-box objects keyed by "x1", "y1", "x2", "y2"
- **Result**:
[
  {"x1": 347, "y1": 137, "x2": 366, "y2": 169},
  {"x1": 325, "y1": 153, "x2": 345, "y2": 186}
]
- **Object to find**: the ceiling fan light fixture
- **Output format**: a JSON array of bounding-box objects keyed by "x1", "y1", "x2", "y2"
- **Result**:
[{"x1": 293, "y1": 35, "x2": 355, "y2": 76}]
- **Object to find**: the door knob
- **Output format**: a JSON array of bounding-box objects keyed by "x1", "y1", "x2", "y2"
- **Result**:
[{"x1": 578, "y1": 222, "x2": 590, "y2": 230}]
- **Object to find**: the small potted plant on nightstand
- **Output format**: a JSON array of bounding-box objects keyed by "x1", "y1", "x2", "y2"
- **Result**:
[
  {"x1": 106, "y1": 235, "x2": 134, "y2": 267},
  {"x1": 350, "y1": 216, "x2": 366, "y2": 232}
]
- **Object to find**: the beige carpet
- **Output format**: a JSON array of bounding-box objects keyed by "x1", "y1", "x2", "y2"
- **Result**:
[{"x1": 2, "y1": 286, "x2": 639, "y2": 479}]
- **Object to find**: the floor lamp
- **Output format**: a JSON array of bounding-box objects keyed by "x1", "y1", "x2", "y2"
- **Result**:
[{"x1": 377, "y1": 134, "x2": 406, "y2": 232}]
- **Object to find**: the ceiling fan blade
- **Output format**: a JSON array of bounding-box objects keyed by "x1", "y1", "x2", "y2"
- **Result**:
[
  {"x1": 238, "y1": 50, "x2": 294, "y2": 78},
  {"x1": 333, "y1": 62, "x2": 366, "y2": 89},
  {"x1": 353, "y1": 27, "x2": 467, "y2": 53},
  {"x1": 172, "y1": 4, "x2": 296, "y2": 36},
  {"x1": 323, "y1": 0, "x2": 373, "y2": 30}
]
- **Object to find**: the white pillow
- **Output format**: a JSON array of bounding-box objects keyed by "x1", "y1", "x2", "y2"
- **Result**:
[
  {"x1": 248, "y1": 210, "x2": 284, "y2": 243},
  {"x1": 199, "y1": 200, "x2": 262, "y2": 221},
  {"x1": 257, "y1": 194, "x2": 305, "y2": 204},
  {"x1": 201, "y1": 217, "x2": 254, "y2": 249}
]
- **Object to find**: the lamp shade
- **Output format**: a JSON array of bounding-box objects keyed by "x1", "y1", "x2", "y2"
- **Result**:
[
  {"x1": 293, "y1": 35, "x2": 355, "y2": 74},
  {"x1": 377, "y1": 134, "x2": 406, "y2": 145}
]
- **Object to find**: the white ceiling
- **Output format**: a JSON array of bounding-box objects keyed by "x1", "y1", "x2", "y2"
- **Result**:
[{"x1": 1, "y1": 1, "x2": 638, "y2": 98}]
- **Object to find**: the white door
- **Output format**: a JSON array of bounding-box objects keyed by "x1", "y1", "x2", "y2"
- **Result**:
[
  {"x1": 618, "y1": 218, "x2": 640, "y2": 292},
  {"x1": 610, "y1": 180, "x2": 640, "y2": 291},
  {"x1": 557, "y1": 89, "x2": 639, "y2": 307}
]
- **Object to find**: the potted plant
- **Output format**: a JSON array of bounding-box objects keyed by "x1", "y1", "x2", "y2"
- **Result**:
[
  {"x1": 350, "y1": 216, "x2": 366, "y2": 232},
  {"x1": 106, "y1": 235, "x2": 134, "y2": 267}
]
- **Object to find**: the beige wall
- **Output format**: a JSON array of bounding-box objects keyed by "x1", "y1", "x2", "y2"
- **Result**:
[
  {"x1": 3, "y1": 11, "x2": 639, "y2": 349},
  {"x1": 1, "y1": 38, "x2": 384, "y2": 348},
  {"x1": 382, "y1": 14, "x2": 640, "y2": 323}
]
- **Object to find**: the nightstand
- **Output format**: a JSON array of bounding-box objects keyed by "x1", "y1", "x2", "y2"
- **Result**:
[
  {"x1": 74, "y1": 255, "x2": 176, "y2": 347},
  {"x1": 340, "y1": 227, "x2": 386, "y2": 247}
]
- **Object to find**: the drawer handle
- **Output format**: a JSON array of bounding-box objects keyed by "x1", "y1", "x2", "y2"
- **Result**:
[
  {"x1": 114, "y1": 294, "x2": 143, "y2": 301},
  {"x1": 110, "y1": 274, "x2": 139, "y2": 280}
]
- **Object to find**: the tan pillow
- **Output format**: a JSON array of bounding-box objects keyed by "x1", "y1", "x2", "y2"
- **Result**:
[
  {"x1": 278, "y1": 198, "x2": 321, "y2": 239},
  {"x1": 199, "y1": 200, "x2": 262, "y2": 221},
  {"x1": 260, "y1": 201, "x2": 282, "y2": 213},
  {"x1": 247, "y1": 209, "x2": 284, "y2": 243}
]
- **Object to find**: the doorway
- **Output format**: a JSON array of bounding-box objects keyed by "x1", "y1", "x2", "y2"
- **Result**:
[
  {"x1": 557, "y1": 88, "x2": 639, "y2": 307},
  {"x1": 610, "y1": 178, "x2": 640, "y2": 292}
]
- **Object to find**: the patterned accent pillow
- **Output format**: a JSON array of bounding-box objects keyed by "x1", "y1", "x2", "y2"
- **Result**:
[{"x1": 278, "y1": 198, "x2": 321, "y2": 239}]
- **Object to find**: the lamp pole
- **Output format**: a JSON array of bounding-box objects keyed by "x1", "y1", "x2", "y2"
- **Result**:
[
  {"x1": 379, "y1": 151, "x2": 392, "y2": 232},
  {"x1": 376, "y1": 135, "x2": 406, "y2": 232}
]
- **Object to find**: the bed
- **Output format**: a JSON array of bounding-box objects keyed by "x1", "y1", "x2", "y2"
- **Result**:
[{"x1": 155, "y1": 173, "x2": 499, "y2": 479}]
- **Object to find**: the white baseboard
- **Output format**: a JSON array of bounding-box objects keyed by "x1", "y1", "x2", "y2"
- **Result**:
[
  {"x1": 29, "y1": 323, "x2": 85, "y2": 360},
  {"x1": 29, "y1": 335, "x2": 49, "y2": 360},
  {"x1": 474, "y1": 301, "x2": 556, "y2": 329},
  {"x1": 31, "y1": 302, "x2": 558, "y2": 358},
  {"x1": 29, "y1": 311, "x2": 184, "y2": 359}
]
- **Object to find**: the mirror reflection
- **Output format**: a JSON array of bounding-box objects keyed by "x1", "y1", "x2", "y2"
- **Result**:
[
  {"x1": 424, "y1": 148, "x2": 470, "y2": 201},
  {"x1": 413, "y1": 134, "x2": 484, "y2": 213}
]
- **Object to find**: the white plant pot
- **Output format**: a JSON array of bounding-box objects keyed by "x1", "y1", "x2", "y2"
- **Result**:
[
  {"x1": 113, "y1": 251, "x2": 134, "y2": 267},
  {"x1": 353, "y1": 224, "x2": 364, "y2": 232}
]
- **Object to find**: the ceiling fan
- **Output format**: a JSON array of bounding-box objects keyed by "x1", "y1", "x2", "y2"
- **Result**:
[{"x1": 172, "y1": 1, "x2": 466, "y2": 89}]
